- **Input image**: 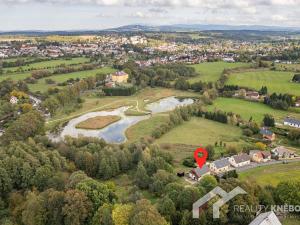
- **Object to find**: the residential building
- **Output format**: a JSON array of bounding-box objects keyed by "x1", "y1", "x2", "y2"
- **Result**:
[
  {"x1": 249, "y1": 150, "x2": 264, "y2": 163},
  {"x1": 189, "y1": 165, "x2": 210, "y2": 181},
  {"x1": 246, "y1": 91, "x2": 260, "y2": 100},
  {"x1": 261, "y1": 151, "x2": 272, "y2": 161},
  {"x1": 249, "y1": 211, "x2": 281, "y2": 225},
  {"x1": 110, "y1": 71, "x2": 129, "y2": 83},
  {"x1": 260, "y1": 127, "x2": 276, "y2": 141},
  {"x1": 229, "y1": 154, "x2": 251, "y2": 168},
  {"x1": 271, "y1": 146, "x2": 295, "y2": 159},
  {"x1": 249, "y1": 150, "x2": 271, "y2": 162},
  {"x1": 284, "y1": 117, "x2": 300, "y2": 129},
  {"x1": 209, "y1": 158, "x2": 231, "y2": 174}
]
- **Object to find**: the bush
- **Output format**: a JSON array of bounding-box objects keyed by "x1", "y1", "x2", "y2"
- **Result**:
[
  {"x1": 243, "y1": 128, "x2": 253, "y2": 137},
  {"x1": 182, "y1": 156, "x2": 195, "y2": 167}
]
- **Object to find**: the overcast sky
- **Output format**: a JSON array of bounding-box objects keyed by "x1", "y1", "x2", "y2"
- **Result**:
[{"x1": 1, "y1": 0, "x2": 300, "y2": 30}]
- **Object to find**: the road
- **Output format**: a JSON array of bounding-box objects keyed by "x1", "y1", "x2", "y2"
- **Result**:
[{"x1": 236, "y1": 158, "x2": 300, "y2": 173}]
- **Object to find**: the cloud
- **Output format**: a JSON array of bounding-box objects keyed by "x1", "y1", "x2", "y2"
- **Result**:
[{"x1": 272, "y1": 14, "x2": 287, "y2": 21}]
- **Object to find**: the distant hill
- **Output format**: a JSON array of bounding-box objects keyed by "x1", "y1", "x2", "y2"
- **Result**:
[
  {"x1": 1, "y1": 24, "x2": 300, "y2": 36},
  {"x1": 105, "y1": 24, "x2": 300, "y2": 32}
]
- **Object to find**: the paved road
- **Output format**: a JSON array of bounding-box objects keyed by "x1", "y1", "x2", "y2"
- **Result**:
[{"x1": 236, "y1": 158, "x2": 300, "y2": 173}]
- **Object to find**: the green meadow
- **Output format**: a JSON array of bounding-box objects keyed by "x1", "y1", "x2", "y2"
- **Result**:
[
  {"x1": 239, "y1": 161, "x2": 300, "y2": 186},
  {"x1": 208, "y1": 97, "x2": 300, "y2": 122},
  {"x1": 227, "y1": 70, "x2": 300, "y2": 96},
  {"x1": 156, "y1": 117, "x2": 244, "y2": 147},
  {"x1": 3, "y1": 57, "x2": 90, "y2": 73},
  {"x1": 28, "y1": 67, "x2": 116, "y2": 92},
  {"x1": 188, "y1": 61, "x2": 250, "y2": 83}
]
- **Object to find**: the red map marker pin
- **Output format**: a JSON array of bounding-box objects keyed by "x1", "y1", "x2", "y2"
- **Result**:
[{"x1": 194, "y1": 147, "x2": 208, "y2": 168}]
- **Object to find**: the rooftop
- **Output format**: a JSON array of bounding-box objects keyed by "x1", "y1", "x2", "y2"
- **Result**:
[{"x1": 213, "y1": 158, "x2": 230, "y2": 169}]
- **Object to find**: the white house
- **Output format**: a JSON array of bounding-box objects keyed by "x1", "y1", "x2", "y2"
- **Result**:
[
  {"x1": 283, "y1": 117, "x2": 300, "y2": 129},
  {"x1": 209, "y1": 158, "x2": 231, "y2": 174},
  {"x1": 229, "y1": 154, "x2": 251, "y2": 168},
  {"x1": 249, "y1": 211, "x2": 281, "y2": 225}
]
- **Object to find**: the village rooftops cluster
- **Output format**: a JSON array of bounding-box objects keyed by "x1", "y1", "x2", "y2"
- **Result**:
[{"x1": 189, "y1": 146, "x2": 296, "y2": 181}]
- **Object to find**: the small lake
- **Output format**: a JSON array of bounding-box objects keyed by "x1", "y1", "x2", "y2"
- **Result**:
[
  {"x1": 57, "y1": 96, "x2": 194, "y2": 144},
  {"x1": 146, "y1": 96, "x2": 194, "y2": 113}
]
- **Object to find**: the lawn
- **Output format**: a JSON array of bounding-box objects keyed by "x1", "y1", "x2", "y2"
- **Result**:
[
  {"x1": 156, "y1": 117, "x2": 244, "y2": 146},
  {"x1": 76, "y1": 115, "x2": 121, "y2": 129},
  {"x1": 28, "y1": 67, "x2": 116, "y2": 92},
  {"x1": 239, "y1": 161, "x2": 300, "y2": 186},
  {"x1": 126, "y1": 114, "x2": 170, "y2": 142},
  {"x1": 227, "y1": 70, "x2": 300, "y2": 96},
  {"x1": 3, "y1": 57, "x2": 90, "y2": 73},
  {"x1": 188, "y1": 62, "x2": 250, "y2": 83},
  {"x1": 208, "y1": 97, "x2": 300, "y2": 123}
]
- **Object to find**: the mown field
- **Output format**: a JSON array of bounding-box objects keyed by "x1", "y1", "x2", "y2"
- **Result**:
[
  {"x1": 227, "y1": 70, "x2": 300, "y2": 96},
  {"x1": 188, "y1": 62, "x2": 250, "y2": 83},
  {"x1": 208, "y1": 97, "x2": 300, "y2": 122},
  {"x1": 155, "y1": 117, "x2": 246, "y2": 163},
  {"x1": 239, "y1": 161, "x2": 300, "y2": 186},
  {"x1": 28, "y1": 67, "x2": 116, "y2": 92},
  {"x1": 3, "y1": 57, "x2": 90, "y2": 73},
  {"x1": 156, "y1": 117, "x2": 244, "y2": 146}
]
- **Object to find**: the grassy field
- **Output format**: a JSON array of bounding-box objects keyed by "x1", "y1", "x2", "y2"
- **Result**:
[
  {"x1": 282, "y1": 217, "x2": 300, "y2": 225},
  {"x1": 208, "y1": 97, "x2": 300, "y2": 122},
  {"x1": 239, "y1": 161, "x2": 300, "y2": 186},
  {"x1": 3, "y1": 57, "x2": 90, "y2": 73},
  {"x1": 28, "y1": 67, "x2": 116, "y2": 92},
  {"x1": 126, "y1": 114, "x2": 170, "y2": 142},
  {"x1": 227, "y1": 70, "x2": 300, "y2": 96},
  {"x1": 156, "y1": 117, "x2": 244, "y2": 146},
  {"x1": 155, "y1": 117, "x2": 246, "y2": 165},
  {"x1": 0, "y1": 72, "x2": 31, "y2": 82},
  {"x1": 76, "y1": 115, "x2": 121, "y2": 129},
  {"x1": 188, "y1": 62, "x2": 250, "y2": 83}
]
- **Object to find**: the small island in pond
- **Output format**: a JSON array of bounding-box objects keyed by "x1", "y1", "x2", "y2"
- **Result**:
[{"x1": 75, "y1": 115, "x2": 121, "y2": 129}]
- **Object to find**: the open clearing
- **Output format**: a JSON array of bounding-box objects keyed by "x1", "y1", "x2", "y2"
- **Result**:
[
  {"x1": 28, "y1": 67, "x2": 116, "y2": 92},
  {"x1": 3, "y1": 57, "x2": 90, "y2": 73},
  {"x1": 188, "y1": 62, "x2": 250, "y2": 83},
  {"x1": 0, "y1": 72, "x2": 31, "y2": 82},
  {"x1": 156, "y1": 117, "x2": 244, "y2": 146},
  {"x1": 75, "y1": 115, "x2": 121, "y2": 129},
  {"x1": 126, "y1": 114, "x2": 169, "y2": 142},
  {"x1": 227, "y1": 70, "x2": 300, "y2": 96},
  {"x1": 208, "y1": 97, "x2": 300, "y2": 123},
  {"x1": 239, "y1": 161, "x2": 300, "y2": 186}
]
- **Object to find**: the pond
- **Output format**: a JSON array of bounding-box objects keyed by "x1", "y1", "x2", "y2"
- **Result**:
[
  {"x1": 57, "y1": 96, "x2": 194, "y2": 144},
  {"x1": 146, "y1": 96, "x2": 194, "y2": 113}
]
